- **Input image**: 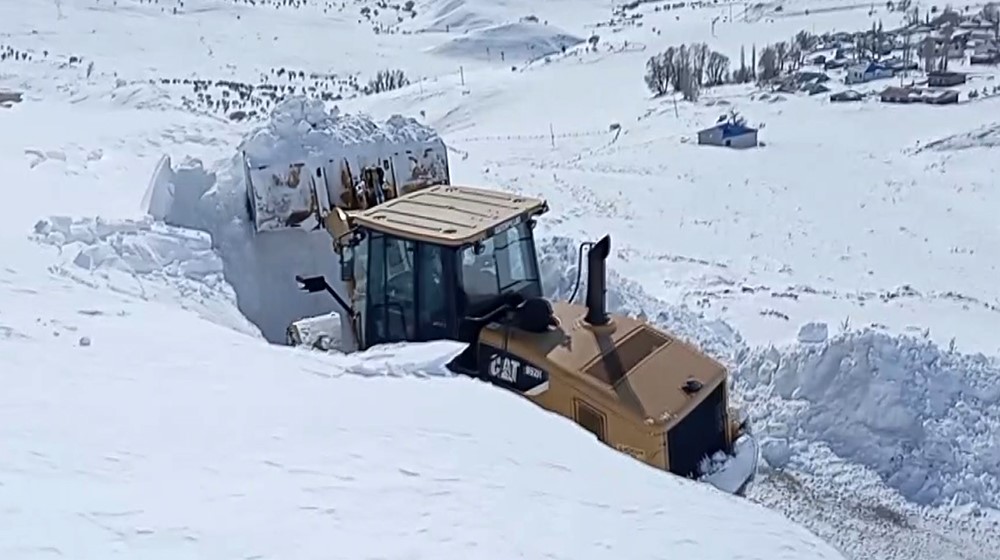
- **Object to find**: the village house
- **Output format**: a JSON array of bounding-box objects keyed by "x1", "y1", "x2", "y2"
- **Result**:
[
  {"x1": 0, "y1": 90, "x2": 22, "y2": 107},
  {"x1": 928, "y1": 30, "x2": 971, "y2": 59},
  {"x1": 880, "y1": 86, "x2": 959, "y2": 105},
  {"x1": 845, "y1": 61, "x2": 894, "y2": 84},
  {"x1": 697, "y1": 120, "x2": 758, "y2": 149},
  {"x1": 927, "y1": 71, "x2": 967, "y2": 87},
  {"x1": 830, "y1": 90, "x2": 864, "y2": 102},
  {"x1": 971, "y1": 51, "x2": 1000, "y2": 64}
]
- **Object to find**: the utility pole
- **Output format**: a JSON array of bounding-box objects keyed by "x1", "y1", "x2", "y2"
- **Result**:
[
  {"x1": 460, "y1": 66, "x2": 465, "y2": 86},
  {"x1": 550, "y1": 123, "x2": 555, "y2": 148}
]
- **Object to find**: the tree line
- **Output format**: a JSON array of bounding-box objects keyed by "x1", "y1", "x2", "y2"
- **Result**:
[
  {"x1": 643, "y1": 31, "x2": 829, "y2": 99},
  {"x1": 643, "y1": 43, "x2": 731, "y2": 101}
]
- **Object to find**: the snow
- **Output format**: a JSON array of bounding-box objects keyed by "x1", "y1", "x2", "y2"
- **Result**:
[
  {"x1": 3, "y1": 0, "x2": 1000, "y2": 558},
  {"x1": 1, "y1": 313, "x2": 848, "y2": 559},
  {"x1": 239, "y1": 96, "x2": 448, "y2": 232},
  {"x1": 739, "y1": 329, "x2": 1000, "y2": 508},
  {"x1": 429, "y1": 21, "x2": 584, "y2": 63},
  {"x1": 701, "y1": 435, "x2": 761, "y2": 495}
]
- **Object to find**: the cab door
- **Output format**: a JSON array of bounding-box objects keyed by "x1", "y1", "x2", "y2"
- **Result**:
[{"x1": 365, "y1": 232, "x2": 416, "y2": 344}]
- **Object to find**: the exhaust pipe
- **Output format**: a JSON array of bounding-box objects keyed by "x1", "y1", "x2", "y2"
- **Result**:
[{"x1": 585, "y1": 235, "x2": 611, "y2": 326}]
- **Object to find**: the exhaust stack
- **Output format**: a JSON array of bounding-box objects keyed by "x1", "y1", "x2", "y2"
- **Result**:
[{"x1": 585, "y1": 235, "x2": 611, "y2": 326}]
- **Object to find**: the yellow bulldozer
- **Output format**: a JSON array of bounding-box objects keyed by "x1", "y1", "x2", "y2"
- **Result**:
[{"x1": 263, "y1": 160, "x2": 758, "y2": 495}]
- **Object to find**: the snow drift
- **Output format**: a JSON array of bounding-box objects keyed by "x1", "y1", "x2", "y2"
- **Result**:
[
  {"x1": 536, "y1": 237, "x2": 1000, "y2": 510},
  {"x1": 917, "y1": 122, "x2": 1000, "y2": 152},
  {"x1": 30, "y1": 214, "x2": 259, "y2": 338},
  {"x1": 406, "y1": 0, "x2": 509, "y2": 32},
  {"x1": 430, "y1": 21, "x2": 583, "y2": 62},
  {"x1": 739, "y1": 331, "x2": 1000, "y2": 509},
  {"x1": 0, "y1": 294, "x2": 847, "y2": 559}
]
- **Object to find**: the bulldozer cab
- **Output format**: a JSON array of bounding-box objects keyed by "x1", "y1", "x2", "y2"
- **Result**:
[{"x1": 335, "y1": 185, "x2": 549, "y2": 350}]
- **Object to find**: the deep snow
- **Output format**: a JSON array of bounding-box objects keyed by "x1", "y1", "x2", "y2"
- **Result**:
[
  {"x1": 4, "y1": 0, "x2": 1000, "y2": 558},
  {"x1": 1, "y1": 301, "x2": 848, "y2": 560},
  {"x1": 138, "y1": 99, "x2": 1000, "y2": 515}
]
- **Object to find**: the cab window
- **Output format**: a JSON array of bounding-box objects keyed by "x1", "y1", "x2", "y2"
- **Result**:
[
  {"x1": 458, "y1": 221, "x2": 540, "y2": 312},
  {"x1": 366, "y1": 232, "x2": 416, "y2": 344}
]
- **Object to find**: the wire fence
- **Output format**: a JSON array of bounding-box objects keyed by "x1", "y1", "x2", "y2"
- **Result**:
[{"x1": 452, "y1": 128, "x2": 613, "y2": 143}]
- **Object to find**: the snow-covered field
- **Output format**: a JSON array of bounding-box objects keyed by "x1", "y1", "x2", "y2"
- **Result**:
[{"x1": 2, "y1": 0, "x2": 1000, "y2": 558}]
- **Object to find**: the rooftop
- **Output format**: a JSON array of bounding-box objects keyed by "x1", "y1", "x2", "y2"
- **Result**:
[{"x1": 352, "y1": 184, "x2": 549, "y2": 246}]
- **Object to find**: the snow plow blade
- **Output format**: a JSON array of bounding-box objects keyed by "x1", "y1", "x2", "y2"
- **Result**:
[
  {"x1": 700, "y1": 409, "x2": 758, "y2": 496},
  {"x1": 243, "y1": 139, "x2": 451, "y2": 234}
]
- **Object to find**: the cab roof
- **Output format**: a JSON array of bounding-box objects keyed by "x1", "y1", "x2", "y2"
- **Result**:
[{"x1": 351, "y1": 185, "x2": 548, "y2": 246}]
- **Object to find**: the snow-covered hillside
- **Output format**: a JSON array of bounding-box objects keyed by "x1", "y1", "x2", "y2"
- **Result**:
[{"x1": 2, "y1": 0, "x2": 1000, "y2": 558}]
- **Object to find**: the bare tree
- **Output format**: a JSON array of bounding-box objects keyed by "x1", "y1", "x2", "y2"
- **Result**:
[
  {"x1": 788, "y1": 43, "x2": 803, "y2": 71},
  {"x1": 920, "y1": 36, "x2": 937, "y2": 73},
  {"x1": 901, "y1": 30, "x2": 913, "y2": 64},
  {"x1": 793, "y1": 30, "x2": 817, "y2": 53},
  {"x1": 691, "y1": 42, "x2": 710, "y2": 86},
  {"x1": 678, "y1": 60, "x2": 700, "y2": 101},
  {"x1": 938, "y1": 25, "x2": 953, "y2": 71},
  {"x1": 705, "y1": 51, "x2": 730, "y2": 85},
  {"x1": 774, "y1": 41, "x2": 789, "y2": 72},
  {"x1": 733, "y1": 45, "x2": 751, "y2": 83},
  {"x1": 670, "y1": 44, "x2": 690, "y2": 92},
  {"x1": 644, "y1": 53, "x2": 671, "y2": 96},
  {"x1": 366, "y1": 69, "x2": 410, "y2": 94},
  {"x1": 984, "y1": 3, "x2": 999, "y2": 41},
  {"x1": 758, "y1": 45, "x2": 779, "y2": 82}
]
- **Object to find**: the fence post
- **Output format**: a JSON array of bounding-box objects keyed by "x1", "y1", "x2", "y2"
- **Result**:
[{"x1": 550, "y1": 123, "x2": 555, "y2": 148}]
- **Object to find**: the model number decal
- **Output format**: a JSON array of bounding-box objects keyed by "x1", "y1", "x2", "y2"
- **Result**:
[{"x1": 478, "y1": 345, "x2": 549, "y2": 396}]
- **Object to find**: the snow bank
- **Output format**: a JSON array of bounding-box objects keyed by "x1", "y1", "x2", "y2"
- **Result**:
[
  {"x1": 240, "y1": 97, "x2": 441, "y2": 168},
  {"x1": 0, "y1": 298, "x2": 847, "y2": 560},
  {"x1": 536, "y1": 236, "x2": 1000, "y2": 511},
  {"x1": 430, "y1": 22, "x2": 583, "y2": 62},
  {"x1": 738, "y1": 331, "x2": 1000, "y2": 509},
  {"x1": 30, "y1": 215, "x2": 259, "y2": 337},
  {"x1": 918, "y1": 122, "x2": 1000, "y2": 152},
  {"x1": 536, "y1": 235, "x2": 743, "y2": 362}
]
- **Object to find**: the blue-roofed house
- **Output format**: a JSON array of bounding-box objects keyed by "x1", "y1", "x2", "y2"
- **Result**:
[
  {"x1": 844, "y1": 61, "x2": 893, "y2": 84},
  {"x1": 697, "y1": 119, "x2": 758, "y2": 149}
]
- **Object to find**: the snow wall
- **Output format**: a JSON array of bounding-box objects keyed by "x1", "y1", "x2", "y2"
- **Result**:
[
  {"x1": 127, "y1": 97, "x2": 1000, "y2": 513},
  {"x1": 142, "y1": 97, "x2": 448, "y2": 344}
]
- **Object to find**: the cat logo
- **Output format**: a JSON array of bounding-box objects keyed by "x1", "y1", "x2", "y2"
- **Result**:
[{"x1": 481, "y1": 347, "x2": 549, "y2": 396}]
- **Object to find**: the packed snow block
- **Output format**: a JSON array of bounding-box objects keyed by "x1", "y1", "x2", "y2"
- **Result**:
[
  {"x1": 142, "y1": 155, "x2": 217, "y2": 231},
  {"x1": 242, "y1": 97, "x2": 450, "y2": 233},
  {"x1": 760, "y1": 437, "x2": 793, "y2": 469},
  {"x1": 31, "y1": 216, "x2": 257, "y2": 337},
  {"x1": 797, "y1": 322, "x2": 828, "y2": 344}
]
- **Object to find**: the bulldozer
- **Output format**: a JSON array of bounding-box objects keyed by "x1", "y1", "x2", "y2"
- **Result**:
[{"x1": 243, "y1": 137, "x2": 756, "y2": 495}]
